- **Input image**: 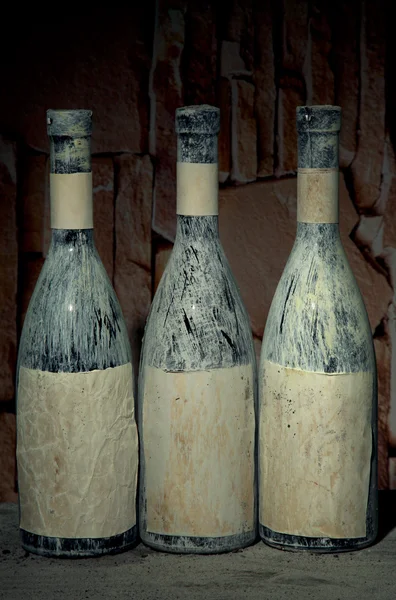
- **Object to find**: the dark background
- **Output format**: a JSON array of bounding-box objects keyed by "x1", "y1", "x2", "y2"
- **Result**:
[{"x1": 0, "y1": 0, "x2": 394, "y2": 502}]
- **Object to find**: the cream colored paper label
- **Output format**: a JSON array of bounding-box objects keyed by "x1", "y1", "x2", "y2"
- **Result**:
[
  {"x1": 142, "y1": 364, "x2": 255, "y2": 537},
  {"x1": 297, "y1": 168, "x2": 338, "y2": 223},
  {"x1": 17, "y1": 363, "x2": 137, "y2": 538},
  {"x1": 176, "y1": 162, "x2": 218, "y2": 215},
  {"x1": 50, "y1": 173, "x2": 93, "y2": 229},
  {"x1": 260, "y1": 360, "x2": 373, "y2": 538}
]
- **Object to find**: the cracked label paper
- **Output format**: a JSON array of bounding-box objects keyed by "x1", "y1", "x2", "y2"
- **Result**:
[
  {"x1": 17, "y1": 362, "x2": 137, "y2": 539},
  {"x1": 260, "y1": 359, "x2": 372, "y2": 539},
  {"x1": 142, "y1": 364, "x2": 255, "y2": 537}
]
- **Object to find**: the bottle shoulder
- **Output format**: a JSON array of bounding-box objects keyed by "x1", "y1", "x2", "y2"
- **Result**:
[
  {"x1": 141, "y1": 239, "x2": 255, "y2": 372},
  {"x1": 18, "y1": 245, "x2": 131, "y2": 373},
  {"x1": 261, "y1": 231, "x2": 375, "y2": 374}
]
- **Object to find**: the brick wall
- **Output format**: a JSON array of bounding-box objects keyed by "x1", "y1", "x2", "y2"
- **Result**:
[{"x1": 0, "y1": 1, "x2": 394, "y2": 500}]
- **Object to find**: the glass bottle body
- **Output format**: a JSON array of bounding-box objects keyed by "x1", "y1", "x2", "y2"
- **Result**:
[
  {"x1": 16, "y1": 110, "x2": 138, "y2": 558},
  {"x1": 138, "y1": 215, "x2": 258, "y2": 553},
  {"x1": 259, "y1": 222, "x2": 377, "y2": 552}
]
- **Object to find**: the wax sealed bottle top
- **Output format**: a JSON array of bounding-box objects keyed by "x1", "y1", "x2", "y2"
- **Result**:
[
  {"x1": 296, "y1": 105, "x2": 341, "y2": 133},
  {"x1": 296, "y1": 105, "x2": 341, "y2": 169},
  {"x1": 47, "y1": 109, "x2": 93, "y2": 138},
  {"x1": 175, "y1": 105, "x2": 220, "y2": 135},
  {"x1": 176, "y1": 105, "x2": 220, "y2": 164}
]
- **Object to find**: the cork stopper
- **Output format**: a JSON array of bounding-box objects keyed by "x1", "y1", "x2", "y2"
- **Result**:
[
  {"x1": 47, "y1": 109, "x2": 93, "y2": 138},
  {"x1": 296, "y1": 105, "x2": 341, "y2": 169},
  {"x1": 175, "y1": 105, "x2": 220, "y2": 163},
  {"x1": 47, "y1": 109, "x2": 93, "y2": 174}
]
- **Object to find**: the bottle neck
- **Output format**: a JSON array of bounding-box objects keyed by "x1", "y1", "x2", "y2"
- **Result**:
[
  {"x1": 49, "y1": 135, "x2": 93, "y2": 230},
  {"x1": 50, "y1": 229, "x2": 95, "y2": 250},
  {"x1": 297, "y1": 129, "x2": 339, "y2": 225},
  {"x1": 174, "y1": 215, "x2": 219, "y2": 244},
  {"x1": 176, "y1": 133, "x2": 219, "y2": 217}
]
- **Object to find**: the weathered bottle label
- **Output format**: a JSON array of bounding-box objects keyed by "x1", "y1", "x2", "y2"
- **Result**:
[
  {"x1": 260, "y1": 359, "x2": 373, "y2": 539},
  {"x1": 50, "y1": 173, "x2": 93, "y2": 229},
  {"x1": 176, "y1": 163, "x2": 218, "y2": 216},
  {"x1": 297, "y1": 168, "x2": 339, "y2": 223},
  {"x1": 17, "y1": 362, "x2": 137, "y2": 538},
  {"x1": 142, "y1": 364, "x2": 255, "y2": 537}
]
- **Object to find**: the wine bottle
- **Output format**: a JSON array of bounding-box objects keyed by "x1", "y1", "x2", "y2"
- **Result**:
[
  {"x1": 16, "y1": 110, "x2": 138, "y2": 558},
  {"x1": 138, "y1": 105, "x2": 257, "y2": 554},
  {"x1": 259, "y1": 105, "x2": 378, "y2": 552}
]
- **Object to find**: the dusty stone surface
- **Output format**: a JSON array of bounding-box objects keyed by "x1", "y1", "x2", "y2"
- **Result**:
[
  {"x1": 231, "y1": 80, "x2": 257, "y2": 183},
  {"x1": 183, "y1": 2, "x2": 217, "y2": 105},
  {"x1": 1, "y1": 502, "x2": 396, "y2": 599},
  {"x1": 115, "y1": 154, "x2": 153, "y2": 271},
  {"x1": 221, "y1": 40, "x2": 250, "y2": 78},
  {"x1": 219, "y1": 174, "x2": 392, "y2": 339},
  {"x1": 282, "y1": 0, "x2": 309, "y2": 73},
  {"x1": 276, "y1": 0, "x2": 308, "y2": 175},
  {"x1": 224, "y1": 0, "x2": 254, "y2": 72},
  {"x1": 333, "y1": 0, "x2": 360, "y2": 167},
  {"x1": 254, "y1": 2, "x2": 276, "y2": 178},
  {"x1": 114, "y1": 154, "x2": 152, "y2": 380},
  {"x1": 154, "y1": 237, "x2": 173, "y2": 293},
  {"x1": 92, "y1": 157, "x2": 115, "y2": 281},
  {"x1": 0, "y1": 12, "x2": 152, "y2": 154},
  {"x1": 150, "y1": 3, "x2": 185, "y2": 241},
  {"x1": 114, "y1": 260, "x2": 151, "y2": 390},
  {"x1": 0, "y1": 137, "x2": 17, "y2": 403},
  {"x1": 20, "y1": 154, "x2": 47, "y2": 253},
  {"x1": 350, "y1": 0, "x2": 386, "y2": 210},
  {"x1": 0, "y1": 419, "x2": 17, "y2": 503},
  {"x1": 382, "y1": 178, "x2": 396, "y2": 250},
  {"x1": 353, "y1": 215, "x2": 384, "y2": 259},
  {"x1": 277, "y1": 83, "x2": 304, "y2": 175},
  {"x1": 309, "y1": 0, "x2": 334, "y2": 106},
  {"x1": 375, "y1": 331, "x2": 391, "y2": 490},
  {"x1": 217, "y1": 77, "x2": 232, "y2": 183},
  {"x1": 19, "y1": 257, "x2": 45, "y2": 329}
]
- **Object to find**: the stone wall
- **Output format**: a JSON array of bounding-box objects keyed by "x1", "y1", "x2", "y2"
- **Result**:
[{"x1": 0, "y1": 1, "x2": 394, "y2": 500}]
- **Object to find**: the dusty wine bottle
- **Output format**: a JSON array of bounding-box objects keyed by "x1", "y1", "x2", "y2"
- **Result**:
[
  {"x1": 259, "y1": 105, "x2": 378, "y2": 552},
  {"x1": 138, "y1": 104, "x2": 257, "y2": 554},
  {"x1": 16, "y1": 110, "x2": 138, "y2": 557}
]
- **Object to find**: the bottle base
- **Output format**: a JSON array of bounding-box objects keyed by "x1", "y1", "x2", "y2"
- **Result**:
[
  {"x1": 259, "y1": 523, "x2": 376, "y2": 553},
  {"x1": 20, "y1": 524, "x2": 138, "y2": 558},
  {"x1": 141, "y1": 528, "x2": 257, "y2": 554}
]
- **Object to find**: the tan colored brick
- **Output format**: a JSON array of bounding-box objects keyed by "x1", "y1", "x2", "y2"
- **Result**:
[
  {"x1": 151, "y1": 5, "x2": 185, "y2": 241},
  {"x1": 277, "y1": 82, "x2": 304, "y2": 174},
  {"x1": 0, "y1": 412, "x2": 17, "y2": 502},
  {"x1": 310, "y1": 0, "x2": 334, "y2": 105},
  {"x1": 254, "y1": 0, "x2": 276, "y2": 178},
  {"x1": 231, "y1": 80, "x2": 257, "y2": 183},
  {"x1": 93, "y1": 157, "x2": 114, "y2": 281},
  {"x1": 217, "y1": 78, "x2": 232, "y2": 183},
  {"x1": 224, "y1": 0, "x2": 254, "y2": 71},
  {"x1": 154, "y1": 239, "x2": 173, "y2": 294},
  {"x1": 115, "y1": 154, "x2": 153, "y2": 272},
  {"x1": 20, "y1": 154, "x2": 47, "y2": 253},
  {"x1": 114, "y1": 261, "x2": 151, "y2": 388},
  {"x1": 374, "y1": 330, "x2": 390, "y2": 490},
  {"x1": 0, "y1": 137, "x2": 17, "y2": 403},
  {"x1": 114, "y1": 154, "x2": 153, "y2": 378},
  {"x1": 333, "y1": 0, "x2": 360, "y2": 167},
  {"x1": 350, "y1": 0, "x2": 386, "y2": 210},
  {"x1": 183, "y1": 1, "x2": 217, "y2": 105},
  {"x1": 20, "y1": 256, "x2": 45, "y2": 329}
]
